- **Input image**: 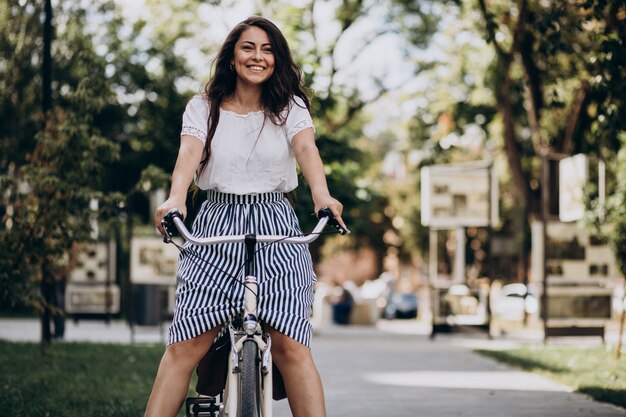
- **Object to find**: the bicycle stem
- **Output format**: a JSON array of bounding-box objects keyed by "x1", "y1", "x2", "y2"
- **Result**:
[
  {"x1": 243, "y1": 275, "x2": 258, "y2": 336},
  {"x1": 242, "y1": 234, "x2": 258, "y2": 336}
]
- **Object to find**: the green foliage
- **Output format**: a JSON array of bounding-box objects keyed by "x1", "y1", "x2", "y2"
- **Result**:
[
  {"x1": 87, "y1": 2, "x2": 193, "y2": 198},
  {"x1": 0, "y1": 1, "x2": 44, "y2": 168},
  {"x1": 0, "y1": 1, "x2": 126, "y2": 311},
  {"x1": 133, "y1": 164, "x2": 171, "y2": 195},
  {"x1": 474, "y1": 0, "x2": 625, "y2": 167},
  {"x1": 0, "y1": 81, "x2": 122, "y2": 310},
  {"x1": 604, "y1": 132, "x2": 626, "y2": 276},
  {"x1": 390, "y1": 0, "x2": 450, "y2": 48}
]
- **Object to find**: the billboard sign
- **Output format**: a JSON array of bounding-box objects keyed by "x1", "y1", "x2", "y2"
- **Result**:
[
  {"x1": 559, "y1": 154, "x2": 605, "y2": 223},
  {"x1": 559, "y1": 154, "x2": 587, "y2": 222},
  {"x1": 421, "y1": 161, "x2": 498, "y2": 228},
  {"x1": 130, "y1": 236, "x2": 181, "y2": 285}
]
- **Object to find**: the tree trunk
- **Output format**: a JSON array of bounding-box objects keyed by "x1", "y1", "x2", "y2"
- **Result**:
[
  {"x1": 498, "y1": 73, "x2": 533, "y2": 283},
  {"x1": 499, "y1": 75, "x2": 530, "y2": 209},
  {"x1": 40, "y1": 262, "x2": 54, "y2": 348},
  {"x1": 39, "y1": 0, "x2": 54, "y2": 352},
  {"x1": 43, "y1": 0, "x2": 52, "y2": 115}
]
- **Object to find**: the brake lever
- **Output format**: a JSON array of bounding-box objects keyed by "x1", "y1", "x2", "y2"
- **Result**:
[
  {"x1": 161, "y1": 209, "x2": 184, "y2": 243},
  {"x1": 317, "y1": 208, "x2": 350, "y2": 235}
]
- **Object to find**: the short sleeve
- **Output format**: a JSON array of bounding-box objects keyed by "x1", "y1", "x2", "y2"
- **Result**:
[
  {"x1": 181, "y1": 95, "x2": 209, "y2": 144},
  {"x1": 285, "y1": 96, "x2": 315, "y2": 142}
]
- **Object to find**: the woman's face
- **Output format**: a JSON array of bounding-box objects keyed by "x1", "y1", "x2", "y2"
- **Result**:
[{"x1": 231, "y1": 26, "x2": 275, "y2": 87}]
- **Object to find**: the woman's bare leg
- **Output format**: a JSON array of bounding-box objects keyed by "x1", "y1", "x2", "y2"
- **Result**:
[
  {"x1": 144, "y1": 327, "x2": 221, "y2": 417},
  {"x1": 268, "y1": 327, "x2": 327, "y2": 417}
]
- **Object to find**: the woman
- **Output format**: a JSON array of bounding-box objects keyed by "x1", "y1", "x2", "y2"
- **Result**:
[{"x1": 147, "y1": 16, "x2": 345, "y2": 417}]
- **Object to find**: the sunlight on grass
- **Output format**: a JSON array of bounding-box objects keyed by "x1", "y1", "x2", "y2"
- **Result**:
[{"x1": 476, "y1": 346, "x2": 626, "y2": 410}]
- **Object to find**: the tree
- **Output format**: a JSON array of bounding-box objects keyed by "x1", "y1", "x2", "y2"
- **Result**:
[
  {"x1": 394, "y1": 0, "x2": 624, "y2": 281},
  {"x1": 0, "y1": 1, "x2": 124, "y2": 343},
  {"x1": 367, "y1": 0, "x2": 497, "y2": 275},
  {"x1": 1, "y1": 90, "x2": 121, "y2": 329},
  {"x1": 472, "y1": 0, "x2": 625, "y2": 281}
]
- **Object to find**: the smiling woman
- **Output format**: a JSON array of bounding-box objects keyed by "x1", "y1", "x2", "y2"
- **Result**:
[{"x1": 145, "y1": 15, "x2": 347, "y2": 417}]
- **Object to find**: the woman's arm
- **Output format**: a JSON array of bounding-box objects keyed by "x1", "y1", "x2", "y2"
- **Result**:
[
  {"x1": 292, "y1": 128, "x2": 347, "y2": 229},
  {"x1": 154, "y1": 135, "x2": 205, "y2": 234}
]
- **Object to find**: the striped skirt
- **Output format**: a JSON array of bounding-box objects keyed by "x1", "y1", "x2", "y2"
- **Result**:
[{"x1": 168, "y1": 190, "x2": 317, "y2": 347}]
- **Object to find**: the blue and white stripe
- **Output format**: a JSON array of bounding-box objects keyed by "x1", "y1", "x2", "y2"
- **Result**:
[{"x1": 168, "y1": 190, "x2": 317, "y2": 347}]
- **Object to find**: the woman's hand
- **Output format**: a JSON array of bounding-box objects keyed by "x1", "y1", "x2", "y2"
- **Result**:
[
  {"x1": 314, "y1": 195, "x2": 347, "y2": 231},
  {"x1": 154, "y1": 197, "x2": 187, "y2": 235}
]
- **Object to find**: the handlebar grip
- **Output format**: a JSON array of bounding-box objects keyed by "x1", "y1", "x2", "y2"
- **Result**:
[
  {"x1": 317, "y1": 208, "x2": 350, "y2": 235},
  {"x1": 161, "y1": 209, "x2": 184, "y2": 243}
]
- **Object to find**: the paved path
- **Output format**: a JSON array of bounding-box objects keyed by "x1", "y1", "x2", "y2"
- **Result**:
[
  {"x1": 1, "y1": 318, "x2": 624, "y2": 416},
  {"x1": 284, "y1": 322, "x2": 625, "y2": 417}
]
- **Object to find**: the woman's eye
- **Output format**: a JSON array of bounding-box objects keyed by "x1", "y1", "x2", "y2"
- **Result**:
[{"x1": 263, "y1": 48, "x2": 273, "y2": 54}]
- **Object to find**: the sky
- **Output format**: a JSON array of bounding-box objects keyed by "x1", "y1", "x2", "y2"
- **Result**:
[
  {"x1": 111, "y1": 0, "x2": 479, "y2": 144},
  {"x1": 114, "y1": 0, "x2": 414, "y2": 87}
]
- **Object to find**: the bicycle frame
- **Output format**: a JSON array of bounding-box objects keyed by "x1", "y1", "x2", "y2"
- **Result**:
[
  {"x1": 163, "y1": 208, "x2": 347, "y2": 417},
  {"x1": 224, "y1": 234, "x2": 272, "y2": 417},
  {"x1": 224, "y1": 309, "x2": 271, "y2": 417}
]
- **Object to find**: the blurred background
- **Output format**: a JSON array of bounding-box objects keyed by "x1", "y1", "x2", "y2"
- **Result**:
[{"x1": 1, "y1": 0, "x2": 625, "y2": 343}]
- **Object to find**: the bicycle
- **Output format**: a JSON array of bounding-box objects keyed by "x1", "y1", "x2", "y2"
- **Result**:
[{"x1": 161, "y1": 207, "x2": 349, "y2": 417}]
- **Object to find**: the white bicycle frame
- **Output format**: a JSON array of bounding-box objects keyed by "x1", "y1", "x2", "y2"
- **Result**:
[
  {"x1": 223, "y1": 275, "x2": 272, "y2": 417},
  {"x1": 166, "y1": 211, "x2": 335, "y2": 417}
]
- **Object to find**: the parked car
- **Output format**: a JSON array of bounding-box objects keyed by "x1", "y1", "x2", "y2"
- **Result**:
[{"x1": 384, "y1": 293, "x2": 419, "y2": 319}]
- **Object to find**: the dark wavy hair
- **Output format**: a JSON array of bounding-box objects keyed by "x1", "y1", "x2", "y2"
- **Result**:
[{"x1": 198, "y1": 16, "x2": 310, "y2": 174}]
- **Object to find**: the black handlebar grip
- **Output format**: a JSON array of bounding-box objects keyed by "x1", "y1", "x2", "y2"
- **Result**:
[
  {"x1": 317, "y1": 208, "x2": 350, "y2": 235},
  {"x1": 161, "y1": 209, "x2": 183, "y2": 243}
]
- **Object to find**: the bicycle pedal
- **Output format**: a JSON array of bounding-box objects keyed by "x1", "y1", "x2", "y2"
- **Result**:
[{"x1": 185, "y1": 396, "x2": 220, "y2": 417}]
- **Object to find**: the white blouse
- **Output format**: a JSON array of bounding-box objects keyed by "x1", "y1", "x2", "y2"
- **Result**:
[{"x1": 180, "y1": 95, "x2": 315, "y2": 194}]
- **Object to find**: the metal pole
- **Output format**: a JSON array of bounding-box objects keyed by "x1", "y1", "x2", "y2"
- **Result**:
[
  {"x1": 453, "y1": 227, "x2": 465, "y2": 285},
  {"x1": 429, "y1": 229, "x2": 438, "y2": 338},
  {"x1": 541, "y1": 153, "x2": 549, "y2": 343},
  {"x1": 486, "y1": 162, "x2": 493, "y2": 337}
]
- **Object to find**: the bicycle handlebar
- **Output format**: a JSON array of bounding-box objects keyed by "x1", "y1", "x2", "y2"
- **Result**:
[{"x1": 161, "y1": 207, "x2": 350, "y2": 246}]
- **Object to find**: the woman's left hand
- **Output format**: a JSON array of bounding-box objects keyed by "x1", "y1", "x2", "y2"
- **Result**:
[{"x1": 314, "y1": 196, "x2": 347, "y2": 230}]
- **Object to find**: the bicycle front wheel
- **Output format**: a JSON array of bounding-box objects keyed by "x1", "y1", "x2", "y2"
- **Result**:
[{"x1": 239, "y1": 339, "x2": 261, "y2": 417}]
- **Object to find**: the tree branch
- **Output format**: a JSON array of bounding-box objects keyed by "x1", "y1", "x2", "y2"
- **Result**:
[
  {"x1": 477, "y1": 0, "x2": 507, "y2": 59},
  {"x1": 561, "y1": 81, "x2": 590, "y2": 154},
  {"x1": 517, "y1": 2, "x2": 546, "y2": 154},
  {"x1": 325, "y1": 83, "x2": 389, "y2": 131},
  {"x1": 309, "y1": 0, "x2": 318, "y2": 51},
  {"x1": 326, "y1": 0, "x2": 375, "y2": 96}
]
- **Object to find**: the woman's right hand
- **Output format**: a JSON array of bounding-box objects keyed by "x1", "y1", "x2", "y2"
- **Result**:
[{"x1": 155, "y1": 197, "x2": 187, "y2": 235}]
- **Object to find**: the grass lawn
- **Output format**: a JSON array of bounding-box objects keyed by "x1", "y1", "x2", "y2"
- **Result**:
[
  {"x1": 0, "y1": 340, "x2": 198, "y2": 417},
  {"x1": 476, "y1": 345, "x2": 626, "y2": 410}
]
